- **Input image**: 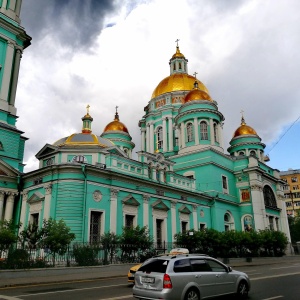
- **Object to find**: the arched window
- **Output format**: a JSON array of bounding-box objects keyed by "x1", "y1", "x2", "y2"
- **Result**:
[
  {"x1": 213, "y1": 123, "x2": 218, "y2": 142},
  {"x1": 163, "y1": 168, "x2": 167, "y2": 183},
  {"x1": 156, "y1": 167, "x2": 160, "y2": 181},
  {"x1": 187, "y1": 123, "x2": 194, "y2": 142},
  {"x1": 200, "y1": 121, "x2": 208, "y2": 140},
  {"x1": 157, "y1": 127, "x2": 163, "y2": 149},
  {"x1": 179, "y1": 62, "x2": 182, "y2": 69},
  {"x1": 263, "y1": 186, "x2": 277, "y2": 208},
  {"x1": 224, "y1": 212, "x2": 234, "y2": 231},
  {"x1": 250, "y1": 150, "x2": 256, "y2": 157},
  {"x1": 239, "y1": 151, "x2": 245, "y2": 156}
]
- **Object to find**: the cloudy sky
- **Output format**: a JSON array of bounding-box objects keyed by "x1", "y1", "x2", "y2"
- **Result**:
[{"x1": 16, "y1": 0, "x2": 300, "y2": 172}]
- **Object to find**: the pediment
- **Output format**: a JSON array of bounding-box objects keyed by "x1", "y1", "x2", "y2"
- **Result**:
[
  {"x1": 122, "y1": 194, "x2": 140, "y2": 206},
  {"x1": 179, "y1": 205, "x2": 191, "y2": 214},
  {"x1": 106, "y1": 146, "x2": 127, "y2": 157},
  {"x1": 152, "y1": 200, "x2": 169, "y2": 211},
  {"x1": 36, "y1": 144, "x2": 57, "y2": 159},
  {"x1": 28, "y1": 191, "x2": 45, "y2": 203},
  {"x1": 0, "y1": 159, "x2": 20, "y2": 177}
]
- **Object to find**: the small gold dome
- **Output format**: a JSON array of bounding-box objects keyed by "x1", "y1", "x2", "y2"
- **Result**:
[
  {"x1": 184, "y1": 88, "x2": 212, "y2": 102},
  {"x1": 151, "y1": 73, "x2": 209, "y2": 99},
  {"x1": 103, "y1": 112, "x2": 128, "y2": 133},
  {"x1": 172, "y1": 46, "x2": 185, "y2": 59},
  {"x1": 233, "y1": 117, "x2": 257, "y2": 138}
]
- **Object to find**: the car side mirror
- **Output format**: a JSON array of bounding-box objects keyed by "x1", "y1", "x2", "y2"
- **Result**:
[{"x1": 227, "y1": 266, "x2": 232, "y2": 272}]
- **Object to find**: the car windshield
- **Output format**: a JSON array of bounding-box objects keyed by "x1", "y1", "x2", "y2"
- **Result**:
[{"x1": 139, "y1": 258, "x2": 169, "y2": 273}]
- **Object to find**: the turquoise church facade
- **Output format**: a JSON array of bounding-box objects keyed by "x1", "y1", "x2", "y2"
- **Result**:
[{"x1": 0, "y1": 2, "x2": 291, "y2": 249}]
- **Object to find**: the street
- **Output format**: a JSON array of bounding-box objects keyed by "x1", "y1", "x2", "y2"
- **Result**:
[{"x1": 1, "y1": 261, "x2": 300, "y2": 299}]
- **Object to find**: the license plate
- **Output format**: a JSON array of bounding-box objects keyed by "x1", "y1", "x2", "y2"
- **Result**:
[{"x1": 141, "y1": 277, "x2": 155, "y2": 284}]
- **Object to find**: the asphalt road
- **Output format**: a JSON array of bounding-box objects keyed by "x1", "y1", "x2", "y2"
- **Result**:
[{"x1": 1, "y1": 261, "x2": 300, "y2": 299}]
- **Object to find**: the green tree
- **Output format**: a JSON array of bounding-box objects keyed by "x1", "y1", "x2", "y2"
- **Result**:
[
  {"x1": 101, "y1": 232, "x2": 120, "y2": 264},
  {"x1": 0, "y1": 220, "x2": 20, "y2": 257},
  {"x1": 120, "y1": 226, "x2": 152, "y2": 262},
  {"x1": 19, "y1": 223, "x2": 44, "y2": 249},
  {"x1": 288, "y1": 215, "x2": 300, "y2": 243},
  {"x1": 42, "y1": 218, "x2": 75, "y2": 266}
]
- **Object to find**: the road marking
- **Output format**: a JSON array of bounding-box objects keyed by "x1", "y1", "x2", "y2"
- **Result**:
[
  {"x1": 252, "y1": 271, "x2": 300, "y2": 281},
  {"x1": 100, "y1": 296, "x2": 132, "y2": 300},
  {"x1": 261, "y1": 296, "x2": 283, "y2": 300},
  {"x1": 271, "y1": 265, "x2": 300, "y2": 269},
  {"x1": 0, "y1": 296, "x2": 23, "y2": 300}
]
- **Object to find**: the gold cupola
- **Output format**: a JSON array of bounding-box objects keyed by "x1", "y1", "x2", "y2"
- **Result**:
[
  {"x1": 151, "y1": 42, "x2": 209, "y2": 99},
  {"x1": 103, "y1": 108, "x2": 129, "y2": 133},
  {"x1": 184, "y1": 79, "x2": 212, "y2": 102},
  {"x1": 233, "y1": 116, "x2": 257, "y2": 138}
]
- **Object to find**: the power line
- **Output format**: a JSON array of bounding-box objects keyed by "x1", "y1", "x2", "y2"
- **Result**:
[{"x1": 267, "y1": 115, "x2": 300, "y2": 155}]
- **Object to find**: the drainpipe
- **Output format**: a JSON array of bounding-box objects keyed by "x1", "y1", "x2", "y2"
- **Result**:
[{"x1": 81, "y1": 165, "x2": 87, "y2": 243}]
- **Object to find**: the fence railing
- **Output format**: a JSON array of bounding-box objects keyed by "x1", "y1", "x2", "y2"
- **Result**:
[{"x1": 0, "y1": 241, "x2": 185, "y2": 269}]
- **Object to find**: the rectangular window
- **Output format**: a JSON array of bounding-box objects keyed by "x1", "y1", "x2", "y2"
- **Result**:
[
  {"x1": 293, "y1": 185, "x2": 299, "y2": 190},
  {"x1": 199, "y1": 223, "x2": 206, "y2": 231},
  {"x1": 291, "y1": 177, "x2": 298, "y2": 182},
  {"x1": 181, "y1": 221, "x2": 188, "y2": 233},
  {"x1": 156, "y1": 219, "x2": 163, "y2": 247},
  {"x1": 90, "y1": 211, "x2": 102, "y2": 243},
  {"x1": 269, "y1": 217, "x2": 274, "y2": 231},
  {"x1": 30, "y1": 213, "x2": 39, "y2": 226},
  {"x1": 125, "y1": 215, "x2": 134, "y2": 228},
  {"x1": 222, "y1": 175, "x2": 228, "y2": 193}
]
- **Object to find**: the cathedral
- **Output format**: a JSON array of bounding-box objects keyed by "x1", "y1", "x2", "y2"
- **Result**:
[{"x1": 0, "y1": 2, "x2": 291, "y2": 248}]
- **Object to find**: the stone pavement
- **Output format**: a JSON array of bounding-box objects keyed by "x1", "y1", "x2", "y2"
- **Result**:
[{"x1": 0, "y1": 256, "x2": 299, "y2": 288}]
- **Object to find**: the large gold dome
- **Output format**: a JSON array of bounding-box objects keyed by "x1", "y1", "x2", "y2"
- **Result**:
[
  {"x1": 151, "y1": 73, "x2": 209, "y2": 99},
  {"x1": 233, "y1": 117, "x2": 257, "y2": 138}
]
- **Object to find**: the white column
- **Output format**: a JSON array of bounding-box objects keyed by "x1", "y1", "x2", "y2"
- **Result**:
[
  {"x1": 194, "y1": 118, "x2": 199, "y2": 145},
  {"x1": 149, "y1": 123, "x2": 154, "y2": 153},
  {"x1": 168, "y1": 118, "x2": 173, "y2": 151},
  {"x1": 43, "y1": 185, "x2": 52, "y2": 220},
  {"x1": 1, "y1": 0, "x2": 8, "y2": 9},
  {"x1": 209, "y1": 118, "x2": 214, "y2": 145},
  {"x1": 171, "y1": 201, "x2": 177, "y2": 242},
  {"x1": 193, "y1": 205, "x2": 198, "y2": 230},
  {"x1": 141, "y1": 129, "x2": 146, "y2": 151},
  {"x1": 0, "y1": 191, "x2": 5, "y2": 221},
  {"x1": 4, "y1": 192, "x2": 16, "y2": 221},
  {"x1": 143, "y1": 195, "x2": 149, "y2": 228},
  {"x1": 218, "y1": 123, "x2": 223, "y2": 148},
  {"x1": 8, "y1": 0, "x2": 16, "y2": 10},
  {"x1": 162, "y1": 118, "x2": 167, "y2": 152},
  {"x1": 146, "y1": 124, "x2": 150, "y2": 152},
  {"x1": 15, "y1": 0, "x2": 22, "y2": 16},
  {"x1": 181, "y1": 123, "x2": 186, "y2": 148},
  {"x1": 176, "y1": 127, "x2": 180, "y2": 148},
  {"x1": 110, "y1": 189, "x2": 118, "y2": 233},
  {"x1": 0, "y1": 42, "x2": 14, "y2": 102},
  {"x1": 19, "y1": 192, "x2": 28, "y2": 231},
  {"x1": 251, "y1": 185, "x2": 267, "y2": 230}
]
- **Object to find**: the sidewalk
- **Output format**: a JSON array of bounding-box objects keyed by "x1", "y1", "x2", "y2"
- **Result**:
[{"x1": 1, "y1": 256, "x2": 300, "y2": 288}]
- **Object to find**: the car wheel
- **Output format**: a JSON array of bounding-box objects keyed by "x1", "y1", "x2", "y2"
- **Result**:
[
  {"x1": 184, "y1": 288, "x2": 200, "y2": 300},
  {"x1": 237, "y1": 280, "x2": 249, "y2": 299}
]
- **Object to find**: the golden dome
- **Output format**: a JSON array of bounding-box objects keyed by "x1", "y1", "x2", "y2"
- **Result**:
[
  {"x1": 184, "y1": 88, "x2": 212, "y2": 102},
  {"x1": 103, "y1": 112, "x2": 128, "y2": 133},
  {"x1": 233, "y1": 117, "x2": 257, "y2": 138},
  {"x1": 151, "y1": 73, "x2": 209, "y2": 99},
  {"x1": 172, "y1": 46, "x2": 185, "y2": 59}
]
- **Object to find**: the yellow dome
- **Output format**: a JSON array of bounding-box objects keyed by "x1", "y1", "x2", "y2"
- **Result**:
[
  {"x1": 151, "y1": 73, "x2": 209, "y2": 99},
  {"x1": 103, "y1": 112, "x2": 128, "y2": 133},
  {"x1": 184, "y1": 88, "x2": 212, "y2": 102},
  {"x1": 233, "y1": 117, "x2": 257, "y2": 138},
  {"x1": 172, "y1": 46, "x2": 185, "y2": 58}
]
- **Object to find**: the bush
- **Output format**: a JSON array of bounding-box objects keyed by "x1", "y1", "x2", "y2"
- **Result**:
[{"x1": 73, "y1": 245, "x2": 100, "y2": 266}]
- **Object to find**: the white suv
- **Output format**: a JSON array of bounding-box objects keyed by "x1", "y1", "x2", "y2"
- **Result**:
[{"x1": 133, "y1": 254, "x2": 250, "y2": 300}]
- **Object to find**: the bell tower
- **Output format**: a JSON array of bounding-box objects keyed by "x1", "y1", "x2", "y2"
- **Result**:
[{"x1": 0, "y1": 0, "x2": 31, "y2": 172}]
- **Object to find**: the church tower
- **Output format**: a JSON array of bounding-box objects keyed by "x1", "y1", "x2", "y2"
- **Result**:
[
  {"x1": 0, "y1": 1, "x2": 31, "y2": 222},
  {"x1": 0, "y1": 1, "x2": 31, "y2": 171}
]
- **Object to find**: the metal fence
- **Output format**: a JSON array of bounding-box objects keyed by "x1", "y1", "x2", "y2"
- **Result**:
[{"x1": 0, "y1": 241, "x2": 183, "y2": 269}]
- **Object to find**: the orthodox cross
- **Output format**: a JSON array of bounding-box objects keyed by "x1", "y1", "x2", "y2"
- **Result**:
[
  {"x1": 86, "y1": 104, "x2": 90, "y2": 114},
  {"x1": 193, "y1": 71, "x2": 198, "y2": 79},
  {"x1": 240, "y1": 109, "x2": 245, "y2": 123},
  {"x1": 115, "y1": 105, "x2": 119, "y2": 113},
  {"x1": 175, "y1": 39, "x2": 180, "y2": 47}
]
